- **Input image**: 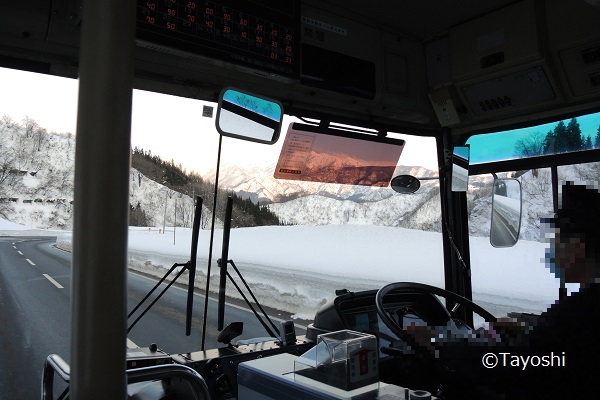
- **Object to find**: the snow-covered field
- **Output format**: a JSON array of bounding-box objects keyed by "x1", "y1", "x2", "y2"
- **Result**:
[{"x1": 2, "y1": 218, "x2": 562, "y2": 321}]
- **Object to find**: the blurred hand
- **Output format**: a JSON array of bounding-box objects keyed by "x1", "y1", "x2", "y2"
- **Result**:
[
  {"x1": 405, "y1": 323, "x2": 435, "y2": 350},
  {"x1": 489, "y1": 317, "x2": 529, "y2": 341}
]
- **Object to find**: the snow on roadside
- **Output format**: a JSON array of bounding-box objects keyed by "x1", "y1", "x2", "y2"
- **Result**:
[
  {"x1": 3, "y1": 218, "x2": 561, "y2": 320},
  {"x1": 0, "y1": 217, "x2": 64, "y2": 236}
]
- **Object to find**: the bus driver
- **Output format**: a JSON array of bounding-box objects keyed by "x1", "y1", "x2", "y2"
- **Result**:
[{"x1": 408, "y1": 181, "x2": 600, "y2": 399}]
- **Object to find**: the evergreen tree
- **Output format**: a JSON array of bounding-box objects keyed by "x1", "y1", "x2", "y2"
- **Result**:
[
  {"x1": 584, "y1": 136, "x2": 593, "y2": 150},
  {"x1": 129, "y1": 203, "x2": 149, "y2": 226},
  {"x1": 565, "y1": 118, "x2": 583, "y2": 152},
  {"x1": 595, "y1": 125, "x2": 600, "y2": 149},
  {"x1": 542, "y1": 128, "x2": 557, "y2": 154},
  {"x1": 551, "y1": 120, "x2": 569, "y2": 152},
  {"x1": 130, "y1": 147, "x2": 281, "y2": 227},
  {"x1": 542, "y1": 118, "x2": 584, "y2": 154}
]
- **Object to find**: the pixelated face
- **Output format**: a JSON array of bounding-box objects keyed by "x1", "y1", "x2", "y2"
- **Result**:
[{"x1": 543, "y1": 219, "x2": 590, "y2": 283}]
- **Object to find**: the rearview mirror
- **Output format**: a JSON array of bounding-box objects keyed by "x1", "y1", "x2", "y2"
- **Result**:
[
  {"x1": 216, "y1": 88, "x2": 283, "y2": 144},
  {"x1": 490, "y1": 178, "x2": 522, "y2": 247},
  {"x1": 390, "y1": 175, "x2": 421, "y2": 194},
  {"x1": 451, "y1": 146, "x2": 470, "y2": 192}
]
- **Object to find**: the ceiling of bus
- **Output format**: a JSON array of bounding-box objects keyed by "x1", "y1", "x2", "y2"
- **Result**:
[
  {"x1": 309, "y1": 0, "x2": 519, "y2": 40},
  {"x1": 1, "y1": 1, "x2": 600, "y2": 138}
]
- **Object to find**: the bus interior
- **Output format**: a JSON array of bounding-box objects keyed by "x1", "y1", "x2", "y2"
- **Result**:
[{"x1": 1, "y1": 0, "x2": 600, "y2": 399}]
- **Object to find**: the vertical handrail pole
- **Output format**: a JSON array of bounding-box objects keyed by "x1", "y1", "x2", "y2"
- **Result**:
[
  {"x1": 71, "y1": 1, "x2": 136, "y2": 399},
  {"x1": 201, "y1": 134, "x2": 224, "y2": 350}
]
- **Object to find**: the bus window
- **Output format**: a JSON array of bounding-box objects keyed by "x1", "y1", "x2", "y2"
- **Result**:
[
  {"x1": 467, "y1": 111, "x2": 600, "y2": 322},
  {"x1": 468, "y1": 168, "x2": 558, "y2": 323},
  {"x1": 466, "y1": 112, "x2": 600, "y2": 165}
]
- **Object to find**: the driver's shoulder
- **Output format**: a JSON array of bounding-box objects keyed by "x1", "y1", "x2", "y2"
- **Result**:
[{"x1": 539, "y1": 282, "x2": 600, "y2": 323}]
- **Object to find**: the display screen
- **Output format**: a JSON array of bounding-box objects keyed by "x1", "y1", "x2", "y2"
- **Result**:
[
  {"x1": 346, "y1": 311, "x2": 379, "y2": 332},
  {"x1": 136, "y1": 0, "x2": 300, "y2": 78},
  {"x1": 302, "y1": 44, "x2": 377, "y2": 99}
]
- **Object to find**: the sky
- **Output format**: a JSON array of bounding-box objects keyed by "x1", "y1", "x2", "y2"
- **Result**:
[
  {"x1": 0, "y1": 67, "x2": 439, "y2": 176},
  {"x1": 467, "y1": 112, "x2": 600, "y2": 164}
]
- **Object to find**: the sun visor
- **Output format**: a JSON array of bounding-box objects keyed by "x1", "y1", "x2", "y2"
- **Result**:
[{"x1": 273, "y1": 123, "x2": 405, "y2": 186}]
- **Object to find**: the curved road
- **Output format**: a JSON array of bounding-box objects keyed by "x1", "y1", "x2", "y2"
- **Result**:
[
  {"x1": 0, "y1": 236, "x2": 308, "y2": 399},
  {"x1": 490, "y1": 208, "x2": 519, "y2": 246}
]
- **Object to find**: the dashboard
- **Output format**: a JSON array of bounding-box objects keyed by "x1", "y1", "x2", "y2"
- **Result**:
[
  {"x1": 307, "y1": 288, "x2": 454, "y2": 346},
  {"x1": 124, "y1": 288, "x2": 467, "y2": 399},
  {"x1": 344, "y1": 306, "x2": 431, "y2": 333}
]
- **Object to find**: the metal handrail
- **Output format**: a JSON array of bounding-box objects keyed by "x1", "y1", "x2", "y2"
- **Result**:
[
  {"x1": 42, "y1": 354, "x2": 210, "y2": 400},
  {"x1": 42, "y1": 354, "x2": 70, "y2": 400},
  {"x1": 127, "y1": 364, "x2": 210, "y2": 399}
]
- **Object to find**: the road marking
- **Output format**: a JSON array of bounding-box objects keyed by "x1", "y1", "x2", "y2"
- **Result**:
[
  {"x1": 126, "y1": 338, "x2": 139, "y2": 349},
  {"x1": 13, "y1": 245, "x2": 17, "y2": 249},
  {"x1": 26, "y1": 259, "x2": 35, "y2": 266},
  {"x1": 43, "y1": 274, "x2": 64, "y2": 289},
  {"x1": 18, "y1": 251, "x2": 23, "y2": 255}
]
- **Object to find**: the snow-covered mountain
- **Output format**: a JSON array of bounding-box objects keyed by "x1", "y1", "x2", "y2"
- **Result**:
[
  {"x1": 203, "y1": 162, "x2": 437, "y2": 203},
  {"x1": 3, "y1": 116, "x2": 597, "y2": 242},
  {"x1": 206, "y1": 160, "x2": 600, "y2": 242},
  {"x1": 268, "y1": 182, "x2": 441, "y2": 230},
  {"x1": 201, "y1": 162, "x2": 442, "y2": 231},
  {"x1": 0, "y1": 117, "x2": 75, "y2": 228},
  {"x1": 0, "y1": 117, "x2": 214, "y2": 230}
]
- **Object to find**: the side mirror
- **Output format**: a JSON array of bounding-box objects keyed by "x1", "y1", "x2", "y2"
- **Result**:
[
  {"x1": 490, "y1": 178, "x2": 522, "y2": 247},
  {"x1": 216, "y1": 88, "x2": 284, "y2": 144},
  {"x1": 451, "y1": 146, "x2": 469, "y2": 192}
]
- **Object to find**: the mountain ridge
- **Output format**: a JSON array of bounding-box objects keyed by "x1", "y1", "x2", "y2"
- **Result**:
[{"x1": 4, "y1": 115, "x2": 594, "y2": 243}]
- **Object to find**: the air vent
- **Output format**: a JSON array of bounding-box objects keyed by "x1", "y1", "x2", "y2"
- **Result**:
[
  {"x1": 478, "y1": 96, "x2": 512, "y2": 112},
  {"x1": 558, "y1": 42, "x2": 600, "y2": 97},
  {"x1": 460, "y1": 66, "x2": 555, "y2": 117},
  {"x1": 137, "y1": 41, "x2": 172, "y2": 54},
  {"x1": 581, "y1": 47, "x2": 600, "y2": 64}
]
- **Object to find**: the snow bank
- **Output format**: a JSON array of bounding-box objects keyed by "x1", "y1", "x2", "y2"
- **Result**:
[
  {"x1": 4, "y1": 217, "x2": 560, "y2": 320},
  {"x1": 0, "y1": 217, "x2": 64, "y2": 236},
  {"x1": 72, "y1": 224, "x2": 559, "y2": 319}
]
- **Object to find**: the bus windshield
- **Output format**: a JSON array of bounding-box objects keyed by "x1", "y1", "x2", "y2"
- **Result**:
[
  {"x1": 2, "y1": 0, "x2": 600, "y2": 399},
  {"x1": 0, "y1": 67, "x2": 444, "y2": 396}
]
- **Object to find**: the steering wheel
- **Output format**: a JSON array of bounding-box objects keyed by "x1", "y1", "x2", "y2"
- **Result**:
[{"x1": 375, "y1": 282, "x2": 496, "y2": 346}]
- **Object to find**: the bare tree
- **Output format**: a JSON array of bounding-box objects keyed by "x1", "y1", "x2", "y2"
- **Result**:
[
  {"x1": 34, "y1": 126, "x2": 49, "y2": 151},
  {"x1": 573, "y1": 161, "x2": 600, "y2": 182},
  {"x1": 0, "y1": 134, "x2": 20, "y2": 195},
  {"x1": 22, "y1": 116, "x2": 38, "y2": 138},
  {"x1": 1, "y1": 114, "x2": 16, "y2": 133},
  {"x1": 514, "y1": 131, "x2": 545, "y2": 157}
]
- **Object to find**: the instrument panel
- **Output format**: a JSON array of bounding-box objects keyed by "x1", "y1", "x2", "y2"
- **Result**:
[
  {"x1": 308, "y1": 289, "x2": 453, "y2": 344},
  {"x1": 171, "y1": 338, "x2": 313, "y2": 399}
]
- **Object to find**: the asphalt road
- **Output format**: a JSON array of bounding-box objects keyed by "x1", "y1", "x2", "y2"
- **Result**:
[
  {"x1": 490, "y1": 208, "x2": 518, "y2": 246},
  {"x1": 0, "y1": 236, "x2": 308, "y2": 399}
]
